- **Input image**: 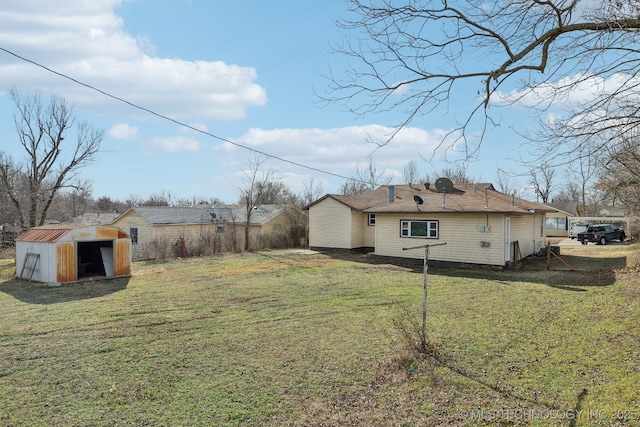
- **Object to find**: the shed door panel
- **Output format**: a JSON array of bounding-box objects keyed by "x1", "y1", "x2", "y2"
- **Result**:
[
  {"x1": 56, "y1": 242, "x2": 76, "y2": 282},
  {"x1": 114, "y1": 238, "x2": 131, "y2": 276}
]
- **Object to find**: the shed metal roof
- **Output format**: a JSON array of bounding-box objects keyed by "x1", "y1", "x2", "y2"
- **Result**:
[
  {"x1": 17, "y1": 224, "x2": 93, "y2": 243},
  {"x1": 16, "y1": 224, "x2": 129, "y2": 243}
]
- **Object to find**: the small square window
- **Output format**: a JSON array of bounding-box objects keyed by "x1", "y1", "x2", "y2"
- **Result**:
[
  {"x1": 130, "y1": 227, "x2": 138, "y2": 245},
  {"x1": 368, "y1": 214, "x2": 376, "y2": 226}
]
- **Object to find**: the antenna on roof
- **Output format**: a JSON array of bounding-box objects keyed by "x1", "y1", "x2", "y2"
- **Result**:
[{"x1": 435, "y1": 177, "x2": 454, "y2": 193}]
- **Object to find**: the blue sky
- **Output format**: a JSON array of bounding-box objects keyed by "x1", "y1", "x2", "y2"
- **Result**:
[{"x1": 0, "y1": 0, "x2": 543, "y2": 203}]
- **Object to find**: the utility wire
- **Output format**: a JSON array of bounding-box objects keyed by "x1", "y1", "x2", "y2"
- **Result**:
[{"x1": 0, "y1": 46, "x2": 360, "y2": 182}]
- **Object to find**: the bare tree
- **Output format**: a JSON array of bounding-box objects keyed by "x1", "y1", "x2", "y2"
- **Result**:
[
  {"x1": 340, "y1": 157, "x2": 393, "y2": 195},
  {"x1": 301, "y1": 176, "x2": 326, "y2": 206},
  {"x1": 175, "y1": 195, "x2": 224, "y2": 206},
  {"x1": 326, "y1": 1, "x2": 640, "y2": 162},
  {"x1": 596, "y1": 134, "x2": 640, "y2": 215},
  {"x1": 0, "y1": 89, "x2": 103, "y2": 229},
  {"x1": 438, "y1": 165, "x2": 473, "y2": 184},
  {"x1": 564, "y1": 138, "x2": 599, "y2": 215},
  {"x1": 402, "y1": 160, "x2": 430, "y2": 184},
  {"x1": 529, "y1": 163, "x2": 556, "y2": 203},
  {"x1": 237, "y1": 156, "x2": 281, "y2": 251},
  {"x1": 494, "y1": 170, "x2": 526, "y2": 198},
  {"x1": 47, "y1": 179, "x2": 93, "y2": 221},
  {"x1": 142, "y1": 190, "x2": 175, "y2": 207}
]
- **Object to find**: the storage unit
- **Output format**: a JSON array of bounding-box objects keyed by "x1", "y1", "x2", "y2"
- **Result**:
[{"x1": 15, "y1": 224, "x2": 131, "y2": 285}]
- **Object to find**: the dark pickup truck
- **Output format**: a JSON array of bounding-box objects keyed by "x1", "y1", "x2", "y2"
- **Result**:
[{"x1": 577, "y1": 224, "x2": 625, "y2": 245}]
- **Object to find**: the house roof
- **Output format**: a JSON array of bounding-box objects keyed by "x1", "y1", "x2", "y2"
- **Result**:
[
  {"x1": 120, "y1": 205, "x2": 294, "y2": 226},
  {"x1": 308, "y1": 183, "x2": 554, "y2": 215},
  {"x1": 121, "y1": 206, "x2": 232, "y2": 225},
  {"x1": 545, "y1": 202, "x2": 579, "y2": 216},
  {"x1": 69, "y1": 212, "x2": 121, "y2": 224}
]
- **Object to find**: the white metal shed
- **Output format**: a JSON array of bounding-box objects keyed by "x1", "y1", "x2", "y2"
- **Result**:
[{"x1": 15, "y1": 224, "x2": 131, "y2": 285}]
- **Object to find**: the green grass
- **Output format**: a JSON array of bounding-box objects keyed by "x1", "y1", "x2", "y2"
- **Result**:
[{"x1": 1, "y1": 247, "x2": 639, "y2": 426}]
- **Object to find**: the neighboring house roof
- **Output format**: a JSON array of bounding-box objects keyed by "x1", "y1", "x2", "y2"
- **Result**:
[
  {"x1": 119, "y1": 205, "x2": 296, "y2": 226},
  {"x1": 307, "y1": 184, "x2": 553, "y2": 215},
  {"x1": 121, "y1": 206, "x2": 232, "y2": 225},
  {"x1": 69, "y1": 212, "x2": 121, "y2": 224},
  {"x1": 546, "y1": 202, "x2": 579, "y2": 216}
]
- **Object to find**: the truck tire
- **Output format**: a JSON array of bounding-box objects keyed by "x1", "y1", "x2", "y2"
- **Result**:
[
  {"x1": 620, "y1": 232, "x2": 625, "y2": 242},
  {"x1": 600, "y1": 236, "x2": 607, "y2": 245}
]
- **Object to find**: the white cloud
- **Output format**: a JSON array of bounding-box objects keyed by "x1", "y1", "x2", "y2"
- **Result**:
[
  {"x1": 0, "y1": 1, "x2": 267, "y2": 120},
  {"x1": 150, "y1": 136, "x2": 200, "y2": 153},
  {"x1": 214, "y1": 124, "x2": 463, "y2": 173},
  {"x1": 108, "y1": 122, "x2": 138, "y2": 140},
  {"x1": 492, "y1": 73, "x2": 640, "y2": 109}
]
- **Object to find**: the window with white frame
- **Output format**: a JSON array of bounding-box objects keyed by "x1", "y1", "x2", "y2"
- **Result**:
[
  {"x1": 400, "y1": 220, "x2": 438, "y2": 238},
  {"x1": 368, "y1": 213, "x2": 376, "y2": 226}
]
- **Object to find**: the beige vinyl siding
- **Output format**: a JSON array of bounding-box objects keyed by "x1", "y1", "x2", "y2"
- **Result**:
[
  {"x1": 364, "y1": 215, "x2": 375, "y2": 247},
  {"x1": 309, "y1": 198, "x2": 353, "y2": 249},
  {"x1": 112, "y1": 212, "x2": 155, "y2": 260},
  {"x1": 375, "y1": 213, "x2": 506, "y2": 266},
  {"x1": 507, "y1": 214, "x2": 545, "y2": 258},
  {"x1": 350, "y1": 210, "x2": 365, "y2": 248}
]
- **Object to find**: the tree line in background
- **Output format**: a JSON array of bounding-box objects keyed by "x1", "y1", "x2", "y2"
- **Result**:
[
  {"x1": 1, "y1": 86, "x2": 638, "y2": 241},
  {"x1": 341, "y1": 156, "x2": 635, "y2": 218},
  {"x1": 0, "y1": 90, "x2": 326, "y2": 237}
]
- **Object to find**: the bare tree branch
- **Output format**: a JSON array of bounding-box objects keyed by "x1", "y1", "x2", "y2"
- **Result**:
[
  {"x1": 324, "y1": 0, "x2": 640, "y2": 163},
  {"x1": 0, "y1": 89, "x2": 103, "y2": 229}
]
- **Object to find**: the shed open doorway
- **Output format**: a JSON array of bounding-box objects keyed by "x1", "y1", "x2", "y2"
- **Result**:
[{"x1": 77, "y1": 240, "x2": 113, "y2": 279}]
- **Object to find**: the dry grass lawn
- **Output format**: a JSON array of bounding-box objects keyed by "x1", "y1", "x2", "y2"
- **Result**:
[{"x1": 0, "y1": 243, "x2": 639, "y2": 426}]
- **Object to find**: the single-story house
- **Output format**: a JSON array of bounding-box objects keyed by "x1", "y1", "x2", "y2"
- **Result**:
[
  {"x1": 111, "y1": 205, "x2": 306, "y2": 260},
  {"x1": 15, "y1": 224, "x2": 132, "y2": 285},
  {"x1": 306, "y1": 182, "x2": 555, "y2": 267}
]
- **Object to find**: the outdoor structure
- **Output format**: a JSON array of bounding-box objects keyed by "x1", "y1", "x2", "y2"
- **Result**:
[
  {"x1": 544, "y1": 202, "x2": 631, "y2": 238},
  {"x1": 111, "y1": 205, "x2": 306, "y2": 261},
  {"x1": 306, "y1": 181, "x2": 554, "y2": 267},
  {"x1": 15, "y1": 224, "x2": 131, "y2": 285},
  {"x1": 544, "y1": 203, "x2": 577, "y2": 238}
]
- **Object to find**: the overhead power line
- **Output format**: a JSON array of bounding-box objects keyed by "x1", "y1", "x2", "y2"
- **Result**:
[{"x1": 0, "y1": 46, "x2": 358, "y2": 182}]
